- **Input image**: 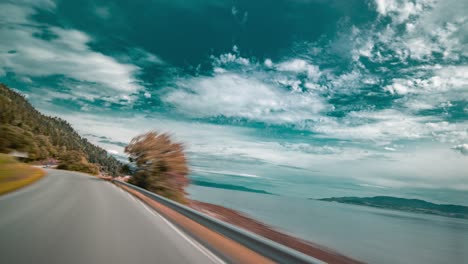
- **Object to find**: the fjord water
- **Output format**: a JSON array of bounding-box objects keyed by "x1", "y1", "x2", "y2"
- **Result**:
[{"x1": 188, "y1": 186, "x2": 468, "y2": 264}]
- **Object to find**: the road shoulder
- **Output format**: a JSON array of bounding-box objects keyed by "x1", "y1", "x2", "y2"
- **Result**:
[{"x1": 0, "y1": 155, "x2": 46, "y2": 195}]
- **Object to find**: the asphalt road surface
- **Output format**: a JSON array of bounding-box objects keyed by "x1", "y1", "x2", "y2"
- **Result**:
[{"x1": 0, "y1": 169, "x2": 225, "y2": 264}]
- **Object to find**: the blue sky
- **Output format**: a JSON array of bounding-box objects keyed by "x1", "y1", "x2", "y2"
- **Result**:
[{"x1": 1, "y1": 0, "x2": 467, "y2": 204}]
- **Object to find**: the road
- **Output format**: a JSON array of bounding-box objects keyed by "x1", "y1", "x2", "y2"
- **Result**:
[{"x1": 0, "y1": 169, "x2": 225, "y2": 264}]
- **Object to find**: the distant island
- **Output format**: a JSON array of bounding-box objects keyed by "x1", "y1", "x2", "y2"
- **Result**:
[
  {"x1": 191, "y1": 179, "x2": 273, "y2": 195},
  {"x1": 318, "y1": 196, "x2": 468, "y2": 219}
]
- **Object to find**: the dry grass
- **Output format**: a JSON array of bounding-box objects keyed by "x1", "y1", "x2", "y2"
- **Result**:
[{"x1": 0, "y1": 154, "x2": 46, "y2": 195}]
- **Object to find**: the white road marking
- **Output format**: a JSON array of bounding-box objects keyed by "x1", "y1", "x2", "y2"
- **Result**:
[
  {"x1": 112, "y1": 184, "x2": 225, "y2": 264},
  {"x1": 112, "y1": 184, "x2": 125, "y2": 194},
  {"x1": 125, "y1": 191, "x2": 137, "y2": 201},
  {"x1": 117, "y1": 186, "x2": 126, "y2": 194},
  {"x1": 113, "y1": 185, "x2": 141, "y2": 204},
  {"x1": 113, "y1": 183, "x2": 127, "y2": 192},
  {"x1": 129, "y1": 194, "x2": 140, "y2": 203},
  {"x1": 138, "y1": 200, "x2": 226, "y2": 264}
]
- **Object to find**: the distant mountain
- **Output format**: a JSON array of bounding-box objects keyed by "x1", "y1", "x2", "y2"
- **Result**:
[
  {"x1": 191, "y1": 179, "x2": 273, "y2": 194},
  {"x1": 0, "y1": 84, "x2": 123, "y2": 175},
  {"x1": 318, "y1": 196, "x2": 468, "y2": 219}
]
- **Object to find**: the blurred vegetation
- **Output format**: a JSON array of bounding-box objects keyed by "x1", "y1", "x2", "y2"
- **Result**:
[
  {"x1": 57, "y1": 150, "x2": 100, "y2": 175},
  {"x1": 0, "y1": 154, "x2": 45, "y2": 195},
  {"x1": 125, "y1": 132, "x2": 189, "y2": 203},
  {"x1": 0, "y1": 84, "x2": 122, "y2": 175}
]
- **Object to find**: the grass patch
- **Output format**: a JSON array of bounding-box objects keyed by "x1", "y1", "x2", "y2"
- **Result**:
[{"x1": 0, "y1": 154, "x2": 46, "y2": 195}]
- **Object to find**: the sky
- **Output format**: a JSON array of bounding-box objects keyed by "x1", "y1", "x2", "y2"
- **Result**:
[{"x1": 1, "y1": 0, "x2": 467, "y2": 204}]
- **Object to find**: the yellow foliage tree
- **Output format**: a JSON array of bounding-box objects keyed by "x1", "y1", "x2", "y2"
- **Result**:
[{"x1": 125, "y1": 131, "x2": 189, "y2": 203}]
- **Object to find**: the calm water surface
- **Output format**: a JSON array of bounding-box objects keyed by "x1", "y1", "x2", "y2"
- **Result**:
[{"x1": 188, "y1": 186, "x2": 468, "y2": 264}]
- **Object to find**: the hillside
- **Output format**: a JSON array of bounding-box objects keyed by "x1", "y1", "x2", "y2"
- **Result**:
[
  {"x1": 0, "y1": 84, "x2": 122, "y2": 175},
  {"x1": 318, "y1": 196, "x2": 468, "y2": 219}
]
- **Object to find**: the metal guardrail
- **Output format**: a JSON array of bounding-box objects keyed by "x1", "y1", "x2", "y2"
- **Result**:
[{"x1": 113, "y1": 180, "x2": 324, "y2": 264}]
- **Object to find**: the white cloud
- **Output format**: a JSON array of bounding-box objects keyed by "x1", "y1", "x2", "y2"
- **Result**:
[
  {"x1": 351, "y1": 145, "x2": 468, "y2": 190},
  {"x1": 327, "y1": 69, "x2": 363, "y2": 92},
  {"x1": 374, "y1": 0, "x2": 430, "y2": 24},
  {"x1": 95, "y1": 6, "x2": 110, "y2": 19},
  {"x1": 127, "y1": 48, "x2": 164, "y2": 65},
  {"x1": 107, "y1": 149, "x2": 119, "y2": 155},
  {"x1": 354, "y1": 39, "x2": 374, "y2": 59},
  {"x1": 0, "y1": 4, "x2": 25, "y2": 24},
  {"x1": 344, "y1": 0, "x2": 468, "y2": 67},
  {"x1": 163, "y1": 63, "x2": 467, "y2": 145},
  {"x1": 277, "y1": 59, "x2": 321, "y2": 80},
  {"x1": 0, "y1": 0, "x2": 55, "y2": 18},
  {"x1": 384, "y1": 81, "x2": 410, "y2": 95},
  {"x1": 277, "y1": 78, "x2": 302, "y2": 92},
  {"x1": 314, "y1": 110, "x2": 426, "y2": 142},
  {"x1": 212, "y1": 53, "x2": 250, "y2": 66},
  {"x1": 374, "y1": 0, "x2": 393, "y2": 16},
  {"x1": 404, "y1": 37, "x2": 436, "y2": 60},
  {"x1": 163, "y1": 73, "x2": 326, "y2": 123},
  {"x1": 52, "y1": 112, "x2": 370, "y2": 170},
  {"x1": 452, "y1": 144, "x2": 468, "y2": 155},
  {"x1": 43, "y1": 109, "x2": 468, "y2": 192},
  {"x1": 385, "y1": 65, "x2": 468, "y2": 110},
  {"x1": 279, "y1": 143, "x2": 342, "y2": 155},
  {"x1": 264, "y1": 58, "x2": 273, "y2": 68},
  {"x1": 0, "y1": 2, "x2": 143, "y2": 95},
  {"x1": 19, "y1": 76, "x2": 33, "y2": 83},
  {"x1": 312, "y1": 109, "x2": 468, "y2": 144}
]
